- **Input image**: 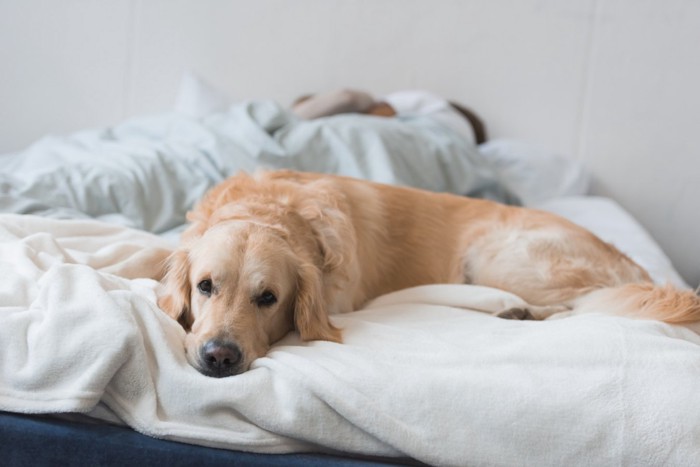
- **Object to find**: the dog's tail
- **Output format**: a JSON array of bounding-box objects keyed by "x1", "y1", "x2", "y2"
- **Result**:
[{"x1": 575, "y1": 283, "x2": 700, "y2": 324}]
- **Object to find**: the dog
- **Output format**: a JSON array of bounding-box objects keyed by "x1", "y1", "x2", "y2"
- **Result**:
[{"x1": 158, "y1": 170, "x2": 700, "y2": 377}]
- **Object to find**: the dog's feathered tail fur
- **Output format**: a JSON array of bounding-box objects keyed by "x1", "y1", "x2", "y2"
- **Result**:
[{"x1": 575, "y1": 283, "x2": 700, "y2": 324}]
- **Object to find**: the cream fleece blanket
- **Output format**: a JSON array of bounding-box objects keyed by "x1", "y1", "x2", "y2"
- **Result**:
[{"x1": 1, "y1": 214, "x2": 700, "y2": 466}]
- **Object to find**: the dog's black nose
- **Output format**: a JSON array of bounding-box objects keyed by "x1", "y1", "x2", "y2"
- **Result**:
[{"x1": 200, "y1": 340, "x2": 242, "y2": 377}]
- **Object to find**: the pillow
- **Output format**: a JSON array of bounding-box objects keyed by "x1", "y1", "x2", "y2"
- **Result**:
[
  {"x1": 173, "y1": 71, "x2": 233, "y2": 118},
  {"x1": 479, "y1": 139, "x2": 590, "y2": 205}
]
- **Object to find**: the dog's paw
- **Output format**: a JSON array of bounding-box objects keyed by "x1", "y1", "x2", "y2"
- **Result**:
[{"x1": 495, "y1": 307, "x2": 535, "y2": 320}]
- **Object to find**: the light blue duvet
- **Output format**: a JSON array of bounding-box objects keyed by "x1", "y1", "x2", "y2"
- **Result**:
[{"x1": 0, "y1": 100, "x2": 509, "y2": 235}]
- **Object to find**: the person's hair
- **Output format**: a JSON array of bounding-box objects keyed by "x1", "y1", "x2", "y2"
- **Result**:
[{"x1": 448, "y1": 102, "x2": 488, "y2": 144}]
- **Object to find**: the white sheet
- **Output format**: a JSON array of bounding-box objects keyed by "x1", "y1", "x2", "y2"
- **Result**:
[{"x1": 1, "y1": 214, "x2": 700, "y2": 466}]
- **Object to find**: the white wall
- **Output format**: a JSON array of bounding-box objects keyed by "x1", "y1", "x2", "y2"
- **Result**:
[{"x1": 1, "y1": 0, "x2": 699, "y2": 286}]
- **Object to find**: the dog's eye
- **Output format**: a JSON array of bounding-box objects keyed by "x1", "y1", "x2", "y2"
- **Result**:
[
  {"x1": 254, "y1": 290, "x2": 277, "y2": 307},
  {"x1": 197, "y1": 279, "x2": 213, "y2": 297}
]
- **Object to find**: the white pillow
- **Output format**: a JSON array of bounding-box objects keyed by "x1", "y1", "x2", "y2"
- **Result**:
[
  {"x1": 173, "y1": 71, "x2": 233, "y2": 118},
  {"x1": 479, "y1": 139, "x2": 590, "y2": 205}
]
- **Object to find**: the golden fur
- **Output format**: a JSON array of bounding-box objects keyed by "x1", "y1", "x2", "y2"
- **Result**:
[{"x1": 158, "y1": 170, "x2": 700, "y2": 377}]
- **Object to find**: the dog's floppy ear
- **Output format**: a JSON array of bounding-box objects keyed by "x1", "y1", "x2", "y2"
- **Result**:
[
  {"x1": 157, "y1": 249, "x2": 194, "y2": 331},
  {"x1": 297, "y1": 184, "x2": 355, "y2": 273},
  {"x1": 294, "y1": 261, "x2": 342, "y2": 343}
]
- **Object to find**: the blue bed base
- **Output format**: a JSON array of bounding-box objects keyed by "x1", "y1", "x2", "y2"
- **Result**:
[{"x1": 0, "y1": 411, "x2": 416, "y2": 466}]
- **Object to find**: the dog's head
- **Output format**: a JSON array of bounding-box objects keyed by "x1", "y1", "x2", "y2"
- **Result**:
[{"x1": 158, "y1": 189, "x2": 347, "y2": 377}]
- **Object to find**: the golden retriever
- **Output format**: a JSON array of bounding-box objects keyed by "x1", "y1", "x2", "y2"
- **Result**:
[{"x1": 158, "y1": 170, "x2": 700, "y2": 377}]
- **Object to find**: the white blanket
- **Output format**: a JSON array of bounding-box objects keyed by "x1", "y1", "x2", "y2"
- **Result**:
[{"x1": 1, "y1": 214, "x2": 700, "y2": 466}]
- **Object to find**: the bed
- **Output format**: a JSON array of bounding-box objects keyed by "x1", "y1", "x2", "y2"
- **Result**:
[{"x1": 1, "y1": 81, "x2": 699, "y2": 466}]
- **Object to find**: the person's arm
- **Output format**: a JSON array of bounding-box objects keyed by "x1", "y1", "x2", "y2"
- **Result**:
[{"x1": 291, "y1": 89, "x2": 379, "y2": 119}]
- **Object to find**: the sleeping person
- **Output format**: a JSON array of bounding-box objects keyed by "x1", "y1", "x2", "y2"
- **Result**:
[
  {"x1": 272, "y1": 87, "x2": 508, "y2": 203},
  {"x1": 290, "y1": 88, "x2": 487, "y2": 145}
]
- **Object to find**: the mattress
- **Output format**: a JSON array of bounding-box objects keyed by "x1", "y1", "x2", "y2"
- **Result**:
[{"x1": 0, "y1": 411, "x2": 404, "y2": 466}]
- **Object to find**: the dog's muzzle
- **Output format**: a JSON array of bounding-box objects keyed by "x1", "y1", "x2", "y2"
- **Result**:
[{"x1": 198, "y1": 339, "x2": 243, "y2": 378}]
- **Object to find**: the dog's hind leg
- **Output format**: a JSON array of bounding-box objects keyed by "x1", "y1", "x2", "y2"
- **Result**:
[
  {"x1": 460, "y1": 224, "x2": 651, "y2": 321},
  {"x1": 494, "y1": 304, "x2": 570, "y2": 320}
]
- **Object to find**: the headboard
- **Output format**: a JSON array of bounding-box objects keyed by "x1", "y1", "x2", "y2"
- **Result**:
[{"x1": 1, "y1": 0, "x2": 698, "y2": 286}]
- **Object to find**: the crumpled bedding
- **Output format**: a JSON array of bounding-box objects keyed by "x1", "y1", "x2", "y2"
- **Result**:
[
  {"x1": 2, "y1": 96, "x2": 695, "y2": 465},
  {"x1": 0, "y1": 100, "x2": 506, "y2": 235},
  {"x1": 1, "y1": 214, "x2": 699, "y2": 466}
]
